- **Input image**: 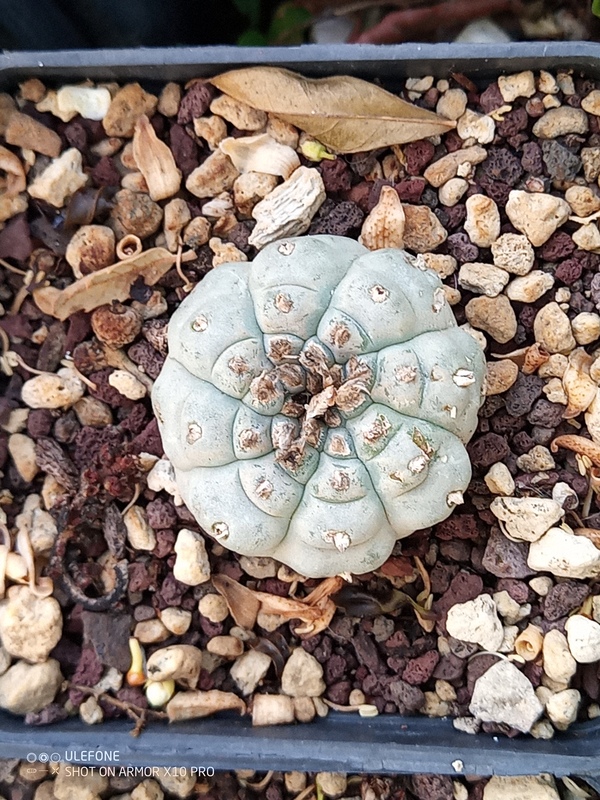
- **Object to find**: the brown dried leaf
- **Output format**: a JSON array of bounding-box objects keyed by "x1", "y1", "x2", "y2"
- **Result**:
[
  {"x1": 33, "y1": 247, "x2": 195, "y2": 321},
  {"x1": 210, "y1": 67, "x2": 454, "y2": 154},
  {"x1": 132, "y1": 114, "x2": 182, "y2": 202},
  {"x1": 212, "y1": 573, "x2": 261, "y2": 629},
  {"x1": 166, "y1": 689, "x2": 246, "y2": 722}
]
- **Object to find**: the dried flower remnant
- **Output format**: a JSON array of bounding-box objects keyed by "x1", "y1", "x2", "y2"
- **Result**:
[{"x1": 132, "y1": 114, "x2": 182, "y2": 201}]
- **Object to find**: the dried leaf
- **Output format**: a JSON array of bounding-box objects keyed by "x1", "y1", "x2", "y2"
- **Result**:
[
  {"x1": 132, "y1": 114, "x2": 182, "y2": 201},
  {"x1": 33, "y1": 247, "x2": 195, "y2": 321},
  {"x1": 212, "y1": 573, "x2": 261, "y2": 629},
  {"x1": 210, "y1": 67, "x2": 454, "y2": 154}
]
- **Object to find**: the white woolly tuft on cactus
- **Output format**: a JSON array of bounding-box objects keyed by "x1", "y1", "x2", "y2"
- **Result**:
[{"x1": 152, "y1": 235, "x2": 485, "y2": 577}]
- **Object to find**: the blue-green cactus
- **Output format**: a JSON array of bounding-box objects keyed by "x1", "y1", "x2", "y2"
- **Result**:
[{"x1": 153, "y1": 235, "x2": 485, "y2": 578}]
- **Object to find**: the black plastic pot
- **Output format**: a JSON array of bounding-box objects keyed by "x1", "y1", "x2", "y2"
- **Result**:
[{"x1": 2, "y1": 42, "x2": 600, "y2": 782}]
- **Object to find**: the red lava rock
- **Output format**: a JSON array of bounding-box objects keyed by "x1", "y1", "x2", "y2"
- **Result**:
[
  {"x1": 152, "y1": 529, "x2": 176, "y2": 559},
  {"x1": 542, "y1": 140, "x2": 582, "y2": 182},
  {"x1": 482, "y1": 527, "x2": 534, "y2": 579},
  {"x1": 479, "y1": 82, "x2": 504, "y2": 113},
  {"x1": 435, "y1": 514, "x2": 479, "y2": 541},
  {"x1": 433, "y1": 653, "x2": 465, "y2": 683},
  {"x1": 82, "y1": 611, "x2": 132, "y2": 672},
  {"x1": 468, "y1": 433, "x2": 510, "y2": 469},
  {"x1": 310, "y1": 200, "x2": 364, "y2": 236},
  {"x1": 177, "y1": 82, "x2": 214, "y2": 124},
  {"x1": 404, "y1": 140, "x2": 436, "y2": 175},
  {"x1": 481, "y1": 148, "x2": 523, "y2": 186},
  {"x1": 0, "y1": 214, "x2": 32, "y2": 261},
  {"x1": 130, "y1": 418, "x2": 163, "y2": 457},
  {"x1": 69, "y1": 645, "x2": 104, "y2": 705},
  {"x1": 520, "y1": 141, "x2": 543, "y2": 175},
  {"x1": 527, "y1": 398, "x2": 565, "y2": 428},
  {"x1": 402, "y1": 650, "x2": 440, "y2": 685},
  {"x1": 91, "y1": 155, "x2": 121, "y2": 187},
  {"x1": 411, "y1": 774, "x2": 454, "y2": 800},
  {"x1": 496, "y1": 106, "x2": 529, "y2": 138},
  {"x1": 324, "y1": 653, "x2": 346, "y2": 683},
  {"x1": 318, "y1": 157, "x2": 352, "y2": 193},
  {"x1": 430, "y1": 562, "x2": 458, "y2": 594},
  {"x1": 386, "y1": 679, "x2": 425, "y2": 712},
  {"x1": 522, "y1": 660, "x2": 543, "y2": 689},
  {"x1": 446, "y1": 232, "x2": 479, "y2": 264},
  {"x1": 496, "y1": 579, "x2": 530, "y2": 604},
  {"x1": 490, "y1": 409, "x2": 526, "y2": 437},
  {"x1": 556, "y1": 258, "x2": 583, "y2": 285},
  {"x1": 384, "y1": 629, "x2": 411, "y2": 653},
  {"x1": 543, "y1": 581, "x2": 589, "y2": 621},
  {"x1": 27, "y1": 408, "x2": 55, "y2": 439},
  {"x1": 25, "y1": 704, "x2": 69, "y2": 726},
  {"x1": 155, "y1": 573, "x2": 188, "y2": 608},
  {"x1": 326, "y1": 680, "x2": 352, "y2": 704},
  {"x1": 145, "y1": 497, "x2": 177, "y2": 530},
  {"x1": 477, "y1": 173, "x2": 512, "y2": 205},
  {"x1": 540, "y1": 231, "x2": 576, "y2": 261},
  {"x1": 169, "y1": 124, "x2": 200, "y2": 177},
  {"x1": 344, "y1": 181, "x2": 371, "y2": 212},
  {"x1": 353, "y1": 630, "x2": 385, "y2": 673},
  {"x1": 505, "y1": 373, "x2": 544, "y2": 417}
]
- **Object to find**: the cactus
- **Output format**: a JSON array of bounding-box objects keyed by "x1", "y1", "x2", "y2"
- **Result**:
[{"x1": 152, "y1": 235, "x2": 485, "y2": 577}]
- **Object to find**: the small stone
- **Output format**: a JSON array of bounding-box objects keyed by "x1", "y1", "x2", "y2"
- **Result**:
[
  {"x1": 206, "y1": 635, "x2": 244, "y2": 659},
  {"x1": 239, "y1": 555, "x2": 277, "y2": 579},
  {"x1": 582, "y1": 147, "x2": 600, "y2": 181},
  {"x1": 492, "y1": 591, "x2": 523, "y2": 626},
  {"x1": 446, "y1": 594, "x2": 504, "y2": 651},
  {"x1": 134, "y1": 618, "x2": 169, "y2": 644},
  {"x1": 423, "y1": 145, "x2": 487, "y2": 188},
  {"x1": 108, "y1": 369, "x2": 146, "y2": 400},
  {"x1": 469, "y1": 659, "x2": 543, "y2": 733},
  {"x1": 572, "y1": 223, "x2": 600, "y2": 253},
  {"x1": 103, "y1": 83, "x2": 157, "y2": 137},
  {"x1": 233, "y1": 171, "x2": 278, "y2": 218},
  {"x1": 28, "y1": 148, "x2": 88, "y2": 208},
  {"x1": 532, "y1": 107, "x2": 588, "y2": 138},
  {"x1": 490, "y1": 497, "x2": 563, "y2": 542},
  {"x1": 186, "y1": 150, "x2": 240, "y2": 199},
  {"x1": 530, "y1": 576, "x2": 553, "y2": 596},
  {"x1": 8, "y1": 433, "x2": 38, "y2": 482},
  {"x1": 485, "y1": 360, "x2": 519, "y2": 396},
  {"x1": 22, "y1": 368, "x2": 85, "y2": 409},
  {"x1": 565, "y1": 615, "x2": 600, "y2": 663},
  {"x1": 483, "y1": 775, "x2": 559, "y2": 800},
  {"x1": 491, "y1": 233, "x2": 535, "y2": 276},
  {"x1": 436, "y1": 88, "x2": 468, "y2": 120},
  {"x1": 516, "y1": 444, "x2": 555, "y2": 472},
  {"x1": 73, "y1": 397, "x2": 112, "y2": 427},
  {"x1": 464, "y1": 194, "x2": 500, "y2": 247},
  {"x1": 528, "y1": 527, "x2": 600, "y2": 579},
  {"x1": 458, "y1": 262, "x2": 509, "y2": 297},
  {"x1": 546, "y1": 688, "x2": 580, "y2": 730},
  {"x1": 281, "y1": 648, "x2": 326, "y2": 697},
  {"x1": 438, "y1": 177, "x2": 468, "y2": 207},
  {"x1": 173, "y1": 529, "x2": 210, "y2": 585},
  {"x1": 582, "y1": 89, "x2": 600, "y2": 115},
  {"x1": 542, "y1": 629, "x2": 577, "y2": 686},
  {"x1": 230, "y1": 649, "x2": 272, "y2": 695},
  {"x1": 456, "y1": 109, "x2": 495, "y2": 144},
  {"x1": 0, "y1": 586, "x2": 62, "y2": 662},
  {"x1": 80, "y1": 695, "x2": 104, "y2": 725},
  {"x1": 0, "y1": 659, "x2": 63, "y2": 715},
  {"x1": 402, "y1": 204, "x2": 448, "y2": 252},
  {"x1": 124, "y1": 505, "x2": 156, "y2": 551},
  {"x1": 210, "y1": 94, "x2": 267, "y2": 131},
  {"x1": 505, "y1": 190, "x2": 570, "y2": 247},
  {"x1": 110, "y1": 188, "x2": 163, "y2": 240},
  {"x1": 465, "y1": 295, "x2": 517, "y2": 343},
  {"x1": 533, "y1": 302, "x2": 576, "y2": 354},
  {"x1": 160, "y1": 607, "x2": 192, "y2": 635},
  {"x1": 453, "y1": 716, "x2": 480, "y2": 734},
  {"x1": 543, "y1": 377, "x2": 567, "y2": 405},
  {"x1": 484, "y1": 463, "x2": 515, "y2": 495},
  {"x1": 572, "y1": 312, "x2": 600, "y2": 345},
  {"x1": 420, "y1": 252, "x2": 457, "y2": 278},
  {"x1": 199, "y1": 593, "x2": 229, "y2": 623},
  {"x1": 506, "y1": 271, "x2": 554, "y2": 303},
  {"x1": 498, "y1": 71, "x2": 536, "y2": 102},
  {"x1": 155, "y1": 769, "x2": 195, "y2": 799},
  {"x1": 565, "y1": 185, "x2": 600, "y2": 217},
  {"x1": 482, "y1": 527, "x2": 533, "y2": 579},
  {"x1": 316, "y1": 773, "x2": 347, "y2": 798}
]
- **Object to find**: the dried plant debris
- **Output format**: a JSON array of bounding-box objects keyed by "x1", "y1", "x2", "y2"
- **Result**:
[{"x1": 5, "y1": 65, "x2": 600, "y2": 741}]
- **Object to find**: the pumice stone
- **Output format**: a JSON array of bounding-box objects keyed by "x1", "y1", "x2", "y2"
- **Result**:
[{"x1": 152, "y1": 235, "x2": 485, "y2": 577}]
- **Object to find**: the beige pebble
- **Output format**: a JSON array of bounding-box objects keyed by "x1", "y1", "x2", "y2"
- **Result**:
[
  {"x1": 546, "y1": 688, "x2": 580, "y2": 731},
  {"x1": 438, "y1": 177, "x2": 468, "y2": 207},
  {"x1": 572, "y1": 312, "x2": 600, "y2": 345},
  {"x1": 186, "y1": 150, "x2": 239, "y2": 199},
  {"x1": 239, "y1": 555, "x2": 277, "y2": 579},
  {"x1": 464, "y1": 194, "x2": 500, "y2": 247},
  {"x1": 457, "y1": 109, "x2": 495, "y2": 144},
  {"x1": 505, "y1": 190, "x2": 570, "y2": 247},
  {"x1": 543, "y1": 628, "x2": 577, "y2": 685},
  {"x1": 285, "y1": 773, "x2": 307, "y2": 794},
  {"x1": 252, "y1": 694, "x2": 295, "y2": 726},
  {"x1": 572, "y1": 223, "x2": 600, "y2": 253},
  {"x1": 498, "y1": 71, "x2": 536, "y2": 102},
  {"x1": 108, "y1": 369, "x2": 146, "y2": 400},
  {"x1": 483, "y1": 775, "x2": 559, "y2": 800},
  {"x1": 199, "y1": 593, "x2": 229, "y2": 623},
  {"x1": 230, "y1": 649, "x2": 272, "y2": 695},
  {"x1": 538, "y1": 353, "x2": 568, "y2": 378},
  {"x1": 465, "y1": 294, "x2": 517, "y2": 343},
  {"x1": 534, "y1": 302, "x2": 576, "y2": 354},
  {"x1": 485, "y1": 359, "x2": 519, "y2": 395},
  {"x1": 0, "y1": 586, "x2": 62, "y2": 662},
  {"x1": 532, "y1": 107, "x2": 588, "y2": 138},
  {"x1": 173, "y1": 529, "x2": 211, "y2": 585},
  {"x1": 446, "y1": 594, "x2": 504, "y2": 651},
  {"x1": 402, "y1": 204, "x2": 447, "y2": 252},
  {"x1": 529, "y1": 576, "x2": 553, "y2": 596},
  {"x1": 21, "y1": 367, "x2": 84, "y2": 409},
  {"x1": 233, "y1": 171, "x2": 278, "y2": 218},
  {"x1": 491, "y1": 233, "x2": 535, "y2": 275},
  {"x1": 436, "y1": 87, "x2": 468, "y2": 120},
  {"x1": 565, "y1": 184, "x2": 600, "y2": 217},
  {"x1": 582, "y1": 146, "x2": 600, "y2": 182},
  {"x1": 28, "y1": 148, "x2": 88, "y2": 208},
  {"x1": 74, "y1": 396, "x2": 112, "y2": 427},
  {"x1": 294, "y1": 696, "x2": 316, "y2": 723},
  {"x1": 506, "y1": 271, "x2": 555, "y2": 303},
  {"x1": 160, "y1": 607, "x2": 192, "y2": 635},
  {"x1": 124, "y1": 505, "x2": 156, "y2": 551},
  {"x1": 484, "y1": 462, "x2": 515, "y2": 495},
  {"x1": 538, "y1": 70, "x2": 559, "y2": 94},
  {"x1": 8, "y1": 433, "x2": 38, "y2": 483},
  {"x1": 193, "y1": 115, "x2": 228, "y2": 150},
  {"x1": 543, "y1": 377, "x2": 567, "y2": 404},
  {"x1": 80, "y1": 695, "x2": 104, "y2": 725},
  {"x1": 0, "y1": 659, "x2": 63, "y2": 716},
  {"x1": 206, "y1": 635, "x2": 244, "y2": 659},
  {"x1": 266, "y1": 116, "x2": 299, "y2": 149},
  {"x1": 316, "y1": 773, "x2": 347, "y2": 798},
  {"x1": 419, "y1": 252, "x2": 457, "y2": 278},
  {"x1": 516, "y1": 445, "x2": 555, "y2": 473},
  {"x1": 210, "y1": 94, "x2": 267, "y2": 130},
  {"x1": 529, "y1": 528, "x2": 600, "y2": 580},
  {"x1": 582, "y1": 89, "x2": 600, "y2": 116},
  {"x1": 405, "y1": 76, "x2": 434, "y2": 93},
  {"x1": 423, "y1": 145, "x2": 487, "y2": 188},
  {"x1": 281, "y1": 648, "x2": 325, "y2": 697},
  {"x1": 458, "y1": 262, "x2": 509, "y2": 297},
  {"x1": 134, "y1": 618, "x2": 169, "y2": 644}
]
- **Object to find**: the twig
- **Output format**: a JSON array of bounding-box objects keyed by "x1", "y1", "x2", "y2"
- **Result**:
[{"x1": 68, "y1": 683, "x2": 168, "y2": 737}]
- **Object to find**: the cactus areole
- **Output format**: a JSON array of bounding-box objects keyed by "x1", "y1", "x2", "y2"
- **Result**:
[{"x1": 152, "y1": 235, "x2": 485, "y2": 578}]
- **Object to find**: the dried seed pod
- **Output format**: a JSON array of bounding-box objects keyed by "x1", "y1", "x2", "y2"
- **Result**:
[
  {"x1": 115, "y1": 234, "x2": 143, "y2": 261},
  {"x1": 220, "y1": 133, "x2": 300, "y2": 179},
  {"x1": 522, "y1": 343, "x2": 550, "y2": 375},
  {"x1": 132, "y1": 114, "x2": 182, "y2": 201},
  {"x1": 562, "y1": 348, "x2": 596, "y2": 419},
  {"x1": 91, "y1": 302, "x2": 143, "y2": 349},
  {"x1": 358, "y1": 185, "x2": 405, "y2": 251}
]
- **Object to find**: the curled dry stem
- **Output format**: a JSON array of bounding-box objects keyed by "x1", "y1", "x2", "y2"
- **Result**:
[{"x1": 551, "y1": 435, "x2": 600, "y2": 468}]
